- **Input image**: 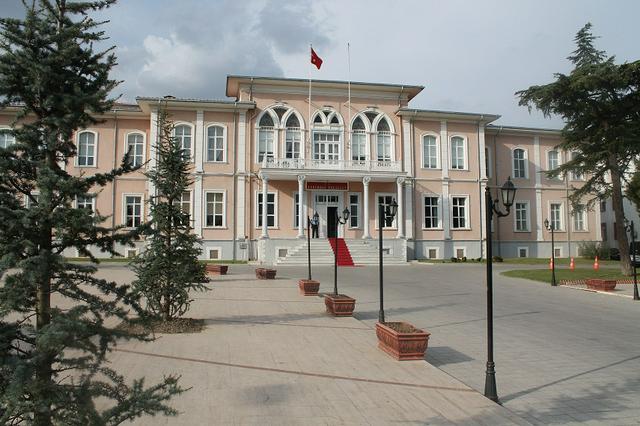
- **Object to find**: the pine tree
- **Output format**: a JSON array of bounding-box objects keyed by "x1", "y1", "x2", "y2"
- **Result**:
[
  {"x1": 517, "y1": 23, "x2": 640, "y2": 275},
  {"x1": 131, "y1": 109, "x2": 208, "y2": 322},
  {"x1": 0, "y1": 1, "x2": 183, "y2": 424}
]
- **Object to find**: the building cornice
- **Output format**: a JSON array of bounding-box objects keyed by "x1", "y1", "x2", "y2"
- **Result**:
[
  {"x1": 136, "y1": 97, "x2": 255, "y2": 114},
  {"x1": 396, "y1": 108, "x2": 500, "y2": 124},
  {"x1": 485, "y1": 124, "x2": 562, "y2": 136}
]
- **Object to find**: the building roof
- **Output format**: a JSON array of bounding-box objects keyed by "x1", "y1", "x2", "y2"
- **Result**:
[
  {"x1": 135, "y1": 96, "x2": 255, "y2": 113},
  {"x1": 396, "y1": 107, "x2": 500, "y2": 124},
  {"x1": 486, "y1": 124, "x2": 562, "y2": 136},
  {"x1": 226, "y1": 75, "x2": 424, "y2": 101}
]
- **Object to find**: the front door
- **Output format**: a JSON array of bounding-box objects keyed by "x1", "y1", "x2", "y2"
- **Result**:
[{"x1": 326, "y1": 206, "x2": 338, "y2": 238}]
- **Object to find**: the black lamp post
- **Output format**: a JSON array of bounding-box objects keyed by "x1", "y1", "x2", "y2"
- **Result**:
[
  {"x1": 624, "y1": 219, "x2": 639, "y2": 301},
  {"x1": 484, "y1": 177, "x2": 517, "y2": 403},
  {"x1": 307, "y1": 212, "x2": 319, "y2": 281},
  {"x1": 544, "y1": 219, "x2": 557, "y2": 287},
  {"x1": 333, "y1": 208, "x2": 350, "y2": 295},
  {"x1": 378, "y1": 199, "x2": 398, "y2": 323}
]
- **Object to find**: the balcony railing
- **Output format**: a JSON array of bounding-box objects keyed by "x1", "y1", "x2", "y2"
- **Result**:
[{"x1": 261, "y1": 157, "x2": 402, "y2": 172}]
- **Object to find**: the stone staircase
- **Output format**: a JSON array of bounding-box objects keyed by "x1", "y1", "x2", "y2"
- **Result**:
[{"x1": 276, "y1": 239, "x2": 406, "y2": 266}]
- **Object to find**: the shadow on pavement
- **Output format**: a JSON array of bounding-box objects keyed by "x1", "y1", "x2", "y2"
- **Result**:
[{"x1": 426, "y1": 346, "x2": 475, "y2": 367}]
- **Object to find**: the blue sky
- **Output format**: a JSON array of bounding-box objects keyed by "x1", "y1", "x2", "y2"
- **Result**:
[{"x1": 2, "y1": 0, "x2": 639, "y2": 128}]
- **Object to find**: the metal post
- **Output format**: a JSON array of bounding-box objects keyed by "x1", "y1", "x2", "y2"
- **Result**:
[
  {"x1": 379, "y1": 204, "x2": 385, "y2": 323},
  {"x1": 307, "y1": 216, "x2": 312, "y2": 281},
  {"x1": 333, "y1": 212, "x2": 338, "y2": 296},
  {"x1": 551, "y1": 226, "x2": 557, "y2": 287},
  {"x1": 632, "y1": 221, "x2": 639, "y2": 301},
  {"x1": 484, "y1": 187, "x2": 498, "y2": 402}
]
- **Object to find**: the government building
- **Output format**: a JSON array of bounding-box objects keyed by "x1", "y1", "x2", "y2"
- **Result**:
[{"x1": 0, "y1": 75, "x2": 602, "y2": 264}]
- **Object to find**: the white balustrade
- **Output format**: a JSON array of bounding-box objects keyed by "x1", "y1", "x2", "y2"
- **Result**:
[{"x1": 262, "y1": 157, "x2": 401, "y2": 172}]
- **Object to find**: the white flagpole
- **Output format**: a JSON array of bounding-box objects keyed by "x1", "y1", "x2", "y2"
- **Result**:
[
  {"x1": 347, "y1": 42, "x2": 351, "y2": 150},
  {"x1": 308, "y1": 43, "x2": 312, "y2": 157}
]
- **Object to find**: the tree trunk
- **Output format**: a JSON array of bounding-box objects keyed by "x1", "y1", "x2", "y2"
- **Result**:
[{"x1": 610, "y1": 155, "x2": 632, "y2": 275}]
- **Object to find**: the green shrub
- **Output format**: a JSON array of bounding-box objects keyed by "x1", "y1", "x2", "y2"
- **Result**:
[
  {"x1": 492, "y1": 255, "x2": 504, "y2": 262},
  {"x1": 578, "y1": 241, "x2": 611, "y2": 260},
  {"x1": 450, "y1": 257, "x2": 458, "y2": 262}
]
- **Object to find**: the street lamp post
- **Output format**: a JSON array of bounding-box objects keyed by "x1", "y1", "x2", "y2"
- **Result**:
[
  {"x1": 544, "y1": 219, "x2": 557, "y2": 287},
  {"x1": 624, "y1": 219, "x2": 639, "y2": 301},
  {"x1": 307, "y1": 212, "x2": 319, "y2": 281},
  {"x1": 378, "y1": 199, "x2": 398, "y2": 323},
  {"x1": 333, "y1": 208, "x2": 350, "y2": 295},
  {"x1": 484, "y1": 177, "x2": 517, "y2": 403}
]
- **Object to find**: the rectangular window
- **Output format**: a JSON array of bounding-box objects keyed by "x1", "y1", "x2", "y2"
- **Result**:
[
  {"x1": 450, "y1": 137, "x2": 466, "y2": 170},
  {"x1": 423, "y1": 196, "x2": 440, "y2": 229},
  {"x1": 518, "y1": 247, "x2": 528, "y2": 258},
  {"x1": 515, "y1": 202, "x2": 529, "y2": 232},
  {"x1": 351, "y1": 132, "x2": 367, "y2": 161},
  {"x1": 550, "y1": 203, "x2": 563, "y2": 231},
  {"x1": 422, "y1": 135, "x2": 438, "y2": 169},
  {"x1": 124, "y1": 195, "x2": 142, "y2": 228},
  {"x1": 455, "y1": 247, "x2": 466, "y2": 259},
  {"x1": 76, "y1": 194, "x2": 95, "y2": 213},
  {"x1": 573, "y1": 204, "x2": 586, "y2": 231},
  {"x1": 0, "y1": 130, "x2": 15, "y2": 148},
  {"x1": 205, "y1": 192, "x2": 225, "y2": 227},
  {"x1": 293, "y1": 192, "x2": 300, "y2": 228},
  {"x1": 377, "y1": 194, "x2": 396, "y2": 228},
  {"x1": 207, "y1": 126, "x2": 225, "y2": 162},
  {"x1": 451, "y1": 196, "x2": 468, "y2": 229},
  {"x1": 548, "y1": 150, "x2": 559, "y2": 172},
  {"x1": 377, "y1": 133, "x2": 392, "y2": 162},
  {"x1": 314, "y1": 132, "x2": 340, "y2": 161},
  {"x1": 126, "y1": 133, "x2": 144, "y2": 167},
  {"x1": 570, "y1": 152, "x2": 583, "y2": 180},
  {"x1": 258, "y1": 129, "x2": 274, "y2": 162},
  {"x1": 349, "y1": 193, "x2": 360, "y2": 228},
  {"x1": 513, "y1": 149, "x2": 527, "y2": 178},
  {"x1": 78, "y1": 132, "x2": 96, "y2": 166},
  {"x1": 181, "y1": 191, "x2": 191, "y2": 224},
  {"x1": 428, "y1": 248, "x2": 438, "y2": 259},
  {"x1": 257, "y1": 192, "x2": 276, "y2": 227},
  {"x1": 174, "y1": 125, "x2": 192, "y2": 161},
  {"x1": 285, "y1": 129, "x2": 302, "y2": 159},
  {"x1": 601, "y1": 223, "x2": 607, "y2": 241}
]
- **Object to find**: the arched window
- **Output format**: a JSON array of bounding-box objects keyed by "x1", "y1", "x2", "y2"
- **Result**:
[
  {"x1": 126, "y1": 132, "x2": 144, "y2": 167},
  {"x1": 77, "y1": 131, "x2": 96, "y2": 166},
  {"x1": 513, "y1": 148, "x2": 527, "y2": 178},
  {"x1": 450, "y1": 136, "x2": 466, "y2": 170},
  {"x1": 0, "y1": 129, "x2": 15, "y2": 149},
  {"x1": 207, "y1": 125, "x2": 225, "y2": 162},
  {"x1": 285, "y1": 114, "x2": 301, "y2": 159},
  {"x1": 351, "y1": 116, "x2": 367, "y2": 162},
  {"x1": 376, "y1": 118, "x2": 392, "y2": 162},
  {"x1": 422, "y1": 135, "x2": 438, "y2": 169},
  {"x1": 257, "y1": 113, "x2": 275, "y2": 162},
  {"x1": 173, "y1": 124, "x2": 192, "y2": 160}
]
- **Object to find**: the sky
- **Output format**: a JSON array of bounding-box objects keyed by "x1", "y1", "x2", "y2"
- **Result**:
[{"x1": 1, "y1": 0, "x2": 639, "y2": 128}]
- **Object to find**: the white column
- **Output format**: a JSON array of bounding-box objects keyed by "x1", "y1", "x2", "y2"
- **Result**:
[
  {"x1": 194, "y1": 175, "x2": 202, "y2": 237},
  {"x1": 405, "y1": 179, "x2": 414, "y2": 240},
  {"x1": 236, "y1": 175, "x2": 246, "y2": 239},
  {"x1": 443, "y1": 181, "x2": 451, "y2": 240},
  {"x1": 147, "y1": 108, "x2": 158, "y2": 220},
  {"x1": 237, "y1": 112, "x2": 247, "y2": 173},
  {"x1": 261, "y1": 174, "x2": 269, "y2": 239},
  {"x1": 396, "y1": 177, "x2": 405, "y2": 238},
  {"x1": 534, "y1": 136, "x2": 544, "y2": 241},
  {"x1": 297, "y1": 175, "x2": 305, "y2": 238},
  {"x1": 362, "y1": 176, "x2": 371, "y2": 239},
  {"x1": 195, "y1": 110, "x2": 204, "y2": 172}
]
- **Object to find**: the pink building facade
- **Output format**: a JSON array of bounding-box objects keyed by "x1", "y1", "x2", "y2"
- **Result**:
[{"x1": 0, "y1": 75, "x2": 601, "y2": 263}]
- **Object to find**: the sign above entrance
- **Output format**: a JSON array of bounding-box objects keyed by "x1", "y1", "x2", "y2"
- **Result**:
[{"x1": 306, "y1": 181, "x2": 349, "y2": 191}]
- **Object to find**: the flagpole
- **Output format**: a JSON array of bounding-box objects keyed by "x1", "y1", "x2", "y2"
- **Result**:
[
  {"x1": 347, "y1": 42, "x2": 351, "y2": 151},
  {"x1": 308, "y1": 43, "x2": 312, "y2": 159}
]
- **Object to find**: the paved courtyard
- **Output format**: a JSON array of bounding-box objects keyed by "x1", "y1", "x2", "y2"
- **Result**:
[{"x1": 92, "y1": 261, "x2": 640, "y2": 425}]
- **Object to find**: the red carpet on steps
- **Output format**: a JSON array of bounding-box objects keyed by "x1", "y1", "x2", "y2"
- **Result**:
[{"x1": 328, "y1": 238, "x2": 355, "y2": 266}]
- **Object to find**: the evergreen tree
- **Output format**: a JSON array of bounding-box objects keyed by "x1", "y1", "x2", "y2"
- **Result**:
[
  {"x1": 0, "y1": 1, "x2": 182, "y2": 424},
  {"x1": 517, "y1": 23, "x2": 640, "y2": 274},
  {"x1": 131, "y1": 109, "x2": 208, "y2": 322}
]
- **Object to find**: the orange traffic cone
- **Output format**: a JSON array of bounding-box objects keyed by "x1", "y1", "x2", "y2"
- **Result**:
[
  {"x1": 570, "y1": 257, "x2": 575, "y2": 271},
  {"x1": 549, "y1": 257, "x2": 554, "y2": 270},
  {"x1": 593, "y1": 256, "x2": 600, "y2": 271}
]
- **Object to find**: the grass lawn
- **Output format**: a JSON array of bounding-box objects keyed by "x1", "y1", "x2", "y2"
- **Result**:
[
  {"x1": 502, "y1": 268, "x2": 629, "y2": 284},
  {"x1": 418, "y1": 257, "x2": 619, "y2": 267}
]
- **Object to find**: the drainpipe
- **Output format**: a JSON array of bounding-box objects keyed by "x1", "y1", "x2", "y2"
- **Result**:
[
  {"x1": 110, "y1": 109, "x2": 119, "y2": 256},
  {"x1": 477, "y1": 116, "x2": 484, "y2": 259},
  {"x1": 493, "y1": 126, "x2": 502, "y2": 257},
  {"x1": 232, "y1": 103, "x2": 238, "y2": 261},
  {"x1": 565, "y1": 171, "x2": 572, "y2": 256},
  {"x1": 411, "y1": 112, "x2": 418, "y2": 256}
]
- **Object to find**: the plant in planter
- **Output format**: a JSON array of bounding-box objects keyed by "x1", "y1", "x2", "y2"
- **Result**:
[
  {"x1": 586, "y1": 278, "x2": 617, "y2": 291},
  {"x1": 375, "y1": 200, "x2": 429, "y2": 360},
  {"x1": 299, "y1": 213, "x2": 320, "y2": 296},
  {"x1": 324, "y1": 208, "x2": 356, "y2": 316},
  {"x1": 206, "y1": 264, "x2": 228, "y2": 275},
  {"x1": 255, "y1": 267, "x2": 277, "y2": 280}
]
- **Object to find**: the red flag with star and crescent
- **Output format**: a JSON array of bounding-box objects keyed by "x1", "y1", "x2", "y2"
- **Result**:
[{"x1": 310, "y1": 47, "x2": 323, "y2": 69}]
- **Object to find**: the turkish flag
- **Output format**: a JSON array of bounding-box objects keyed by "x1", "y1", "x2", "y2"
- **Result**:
[{"x1": 310, "y1": 47, "x2": 323, "y2": 70}]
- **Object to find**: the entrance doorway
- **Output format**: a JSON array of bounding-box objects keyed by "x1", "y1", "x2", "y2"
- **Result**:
[{"x1": 326, "y1": 206, "x2": 337, "y2": 238}]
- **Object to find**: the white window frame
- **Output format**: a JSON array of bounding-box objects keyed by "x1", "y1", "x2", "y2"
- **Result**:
[
  {"x1": 513, "y1": 200, "x2": 531, "y2": 232},
  {"x1": 546, "y1": 149, "x2": 561, "y2": 178},
  {"x1": 312, "y1": 131, "x2": 342, "y2": 161},
  {"x1": 512, "y1": 147, "x2": 529, "y2": 179},
  {"x1": 293, "y1": 191, "x2": 300, "y2": 229},
  {"x1": 75, "y1": 193, "x2": 96, "y2": 213},
  {"x1": 450, "y1": 195, "x2": 470, "y2": 230},
  {"x1": 207, "y1": 247, "x2": 222, "y2": 260},
  {"x1": 180, "y1": 190, "x2": 193, "y2": 225},
  {"x1": 203, "y1": 190, "x2": 226, "y2": 229},
  {"x1": 425, "y1": 247, "x2": 440, "y2": 260},
  {"x1": 124, "y1": 131, "x2": 146, "y2": 168},
  {"x1": 351, "y1": 130, "x2": 368, "y2": 162},
  {"x1": 449, "y1": 135, "x2": 468, "y2": 170},
  {"x1": 421, "y1": 133, "x2": 440, "y2": 169},
  {"x1": 76, "y1": 130, "x2": 98, "y2": 167},
  {"x1": 422, "y1": 194, "x2": 442, "y2": 230},
  {"x1": 173, "y1": 122, "x2": 194, "y2": 162},
  {"x1": 372, "y1": 114, "x2": 395, "y2": 163},
  {"x1": 569, "y1": 151, "x2": 584, "y2": 181},
  {"x1": 205, "y1": 124, "x2": 227, "y2": 163},
  {"x1": 572, "y1": 204, "x2": 588, "y2": 232},
  {"x1": 517, "y1": 247, "x2": 529, "y2": 258},
  {"x1": 553, "y1": 246, "x2": 563, "y2": 258},
  {"x1": 549, "y1": 201, "x2": 565, "y2": 232},
  {"x1": 348, "y1": 192, "x2": 361, "y2": 229},
  {"x1": 0, "y1": 127, "x2": 15, "y2": 148},
  {"x1": 375, "y1": 192, "x2": 397, "y2": 230},
  {"x1": 24, "y1": 191, "x2": 40, "y2": 209},
  {"x1": 255, "y1": 190, "x2": 278, "y2": 229},
  {"x1": 453, "y1": 246, "x2": 467, "y2": 259},
  {"x1": 122, "y1": 193, "x2": 143, "y2": 229}
]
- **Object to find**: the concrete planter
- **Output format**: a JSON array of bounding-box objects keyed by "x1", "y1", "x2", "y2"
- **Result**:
[
  {"x1": 298, "y1": 279, "x2": 320, "y2": 296},
  {"x1": 586, "y1": 279, "x2": 617, "y2": 291},
  {"x1": 375, "y1": 321, "x2": 430, "y2": 361},
  {"x1": 255, "y1": 268, "x2": 277, "y2": 280},
  {"x1": 324, "y1": 294, "x2": 356, "y2": 316},
  {"x1": 206, "y1": 264, "x2": 228, "y2": 275}
]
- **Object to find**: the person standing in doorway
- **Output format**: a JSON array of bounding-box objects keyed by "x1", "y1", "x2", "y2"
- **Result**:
[{"x1": 311, "y1": 213, "x2": 319, "y2": 238}]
